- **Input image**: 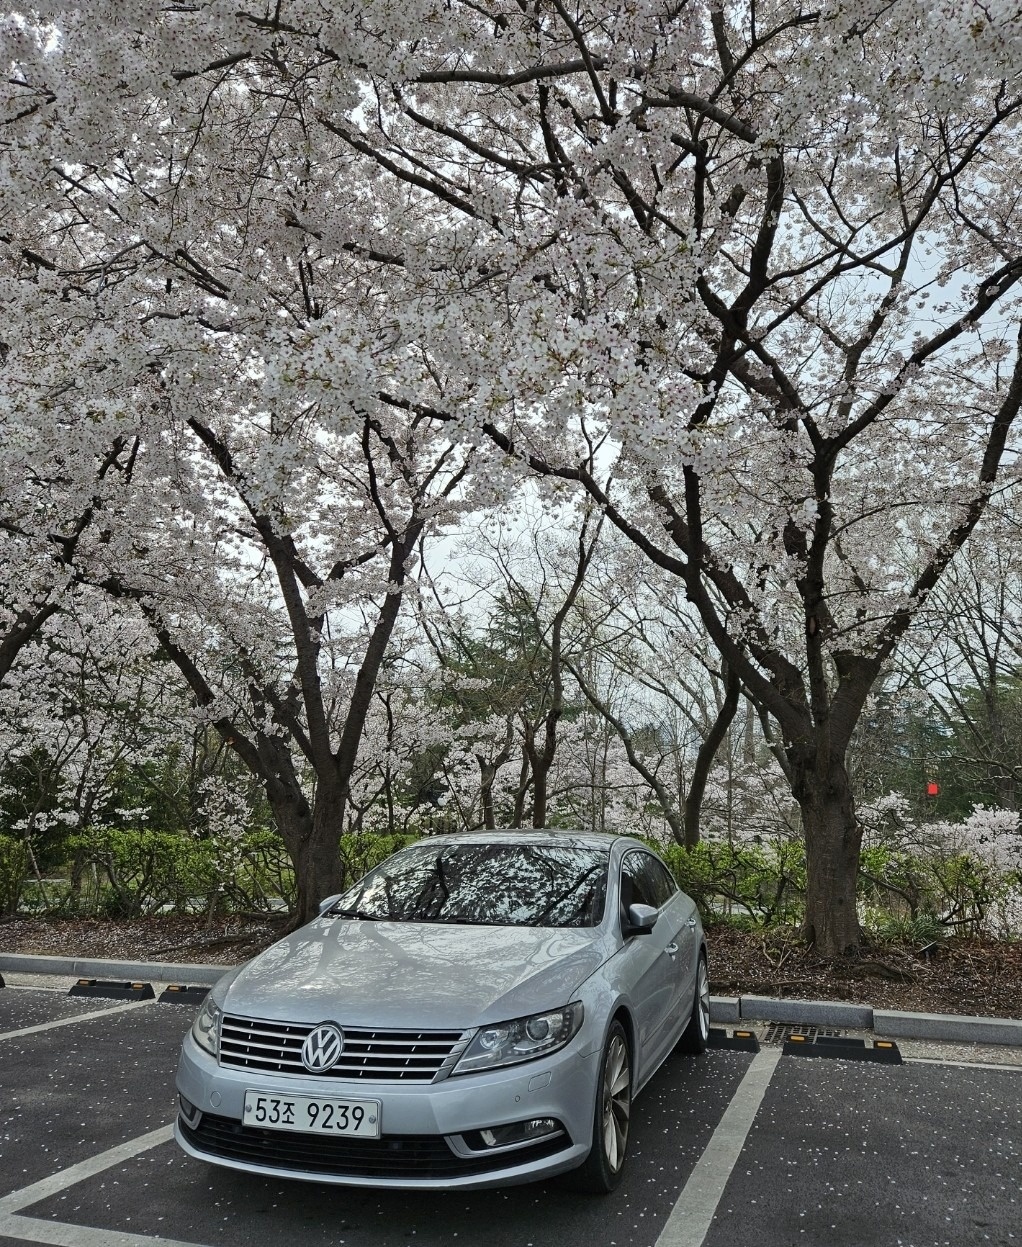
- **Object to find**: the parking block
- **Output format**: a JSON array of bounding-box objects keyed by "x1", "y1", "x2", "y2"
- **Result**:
[
  {"x1": 707, "y1": 1026, "x2": 760, "y2": 1052},
  {"x1": 68, "y1": 978, "x2": 156, "y2": 1001},
  {"x1": 781, "y1": 1034, "x2": 902, "y2": 1063},
  {"x1": 158, "y1": 984, "x2": 209, "y2": 1005}
]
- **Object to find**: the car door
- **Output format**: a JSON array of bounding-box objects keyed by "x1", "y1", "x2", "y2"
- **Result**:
[
  {"x1": 617, "y1": 849, "x2": 683, "y2": 1080},
  {"x1": 646, "y1": 854, "x2": 699, "y2": 1039}
]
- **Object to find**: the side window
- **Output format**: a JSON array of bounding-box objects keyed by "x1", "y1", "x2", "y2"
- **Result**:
[
  {"x1": 647, "y1": 856, "x2": 678, "y2": 908},
  {"x1": 621, "y1": 851, "x2": 676, "y2": 917},
  {"x1": 620, "y1": 851, "x2": 658, "y2": 918}
]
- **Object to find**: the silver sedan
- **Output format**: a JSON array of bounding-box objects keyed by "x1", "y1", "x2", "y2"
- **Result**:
[{"x1": 174, "y1": 830, "x2": 710, "y2": 1193}]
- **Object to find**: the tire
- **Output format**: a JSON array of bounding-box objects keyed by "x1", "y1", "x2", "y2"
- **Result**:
[
  {"x1": 568, "y1": 1019, "x2": 632, "y2": 1194},
  {"x1": 676, "y1": 949, "x2": 710, "y2": 1054}
]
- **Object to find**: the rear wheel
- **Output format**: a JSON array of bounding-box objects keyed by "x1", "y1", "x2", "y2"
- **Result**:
[
  {"x1": 569, "y1": 1019, "x2": 632, "y2": 1194},
  {"x1": 676, "y1": 950, "x2": 710, "y2": 1054}
]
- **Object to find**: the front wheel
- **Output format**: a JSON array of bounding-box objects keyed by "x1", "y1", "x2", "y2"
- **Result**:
[
  {"x1": 676, "y1": 949, "x2": 710, "y2": 1054},
  {"x1": 568, "y1": 1019, "x2": 632, "y2": 1194}
]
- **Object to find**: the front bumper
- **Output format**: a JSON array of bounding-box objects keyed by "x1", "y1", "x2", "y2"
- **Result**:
[{"x1": 175, "y1": 1030, "x2": 597, "y2": 1190}]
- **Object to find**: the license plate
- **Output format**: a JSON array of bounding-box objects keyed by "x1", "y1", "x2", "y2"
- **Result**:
[{"x1": 243, "y1": 1091, "x2": 381, "y2": 1137}]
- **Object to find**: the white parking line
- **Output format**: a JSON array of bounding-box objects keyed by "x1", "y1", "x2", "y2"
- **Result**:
[
  {"x1": 905, "y1": 1055, "x2": 1022, "y2": 1072},
  {"x1": 0, "y1": 1122, "x2": 213, "y2": 1247},
  {"x1": 655, "y1": 1048, "x2": 783, "y2": 1247},
  {"x1": 0, "y1": 1212, "x2": 210, "y2": 1247},
  {"x1": 0, "y1": 1124, "x2": 175, "y2": 1217},
  {"x1": 0, "y1": 999, "x2": 154, "y2": 1041}
]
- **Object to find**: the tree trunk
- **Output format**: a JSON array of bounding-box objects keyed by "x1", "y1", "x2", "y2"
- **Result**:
[
  {"x1": 791, "y1": 747, "x2": 862, "y2": 957},
  {"x1": 476, "y1": 720, "x2": 513, "y2": 830},
  {"x1": 683, "y1": 665, "x2": 740, "y2": 848},
  {"x1": 511, "y1": 748, "x2": 531, "y2": 828},
  {"x1": 529, "y1": 738, "x2": 549, "y2": 828},
  {"x1": 292, "y1": 827, "x2": 345, "y2": 927},
  {"x1": 265, "y1": 779, "x2": 345, "y2": 929},
  {"x1": 478, "y1": 757, "x2": 497, "y2": 829}
]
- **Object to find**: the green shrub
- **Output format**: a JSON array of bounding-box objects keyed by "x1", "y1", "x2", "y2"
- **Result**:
[
  {"x1": 0, "y1": 834, "x2": 29, "y2": 917},
  {"x1": 9, "y1": 827, "x2": 422, "y2": 919},
  {"x1": 228, "y1": 830, "x2": 296, "y2": 913},
  {"x1": 864, "y1": 909, "x2": 946, "y2": 945},
  {"x1": 66, "y1": 828, "x2": 218, "y2": 918},
  {"x1": 656, "y1": 838, "x2": 806, "y2": 926}
]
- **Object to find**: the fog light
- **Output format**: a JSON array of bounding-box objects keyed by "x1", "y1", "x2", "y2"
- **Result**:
[
  {"x1": 476, "y1": 1118, "x2": 560, "y2": 1149},
  {"x1": 178, "y1": 1094, "x2": 200, "y2": 1125}
]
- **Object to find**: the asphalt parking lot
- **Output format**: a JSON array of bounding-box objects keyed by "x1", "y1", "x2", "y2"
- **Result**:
[{"x1": 1, "y1": 982, "x2": 1020, "y2": 1247}]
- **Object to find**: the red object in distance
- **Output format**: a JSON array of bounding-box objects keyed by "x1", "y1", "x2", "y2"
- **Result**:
[{"x1": 926, "y1": 781, "x2": 940, "y2": 797}]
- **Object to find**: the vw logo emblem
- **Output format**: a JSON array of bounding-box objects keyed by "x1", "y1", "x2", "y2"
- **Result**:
[{"x1": 301, "y1": 1023, "x2": 345, "y2": 1073}]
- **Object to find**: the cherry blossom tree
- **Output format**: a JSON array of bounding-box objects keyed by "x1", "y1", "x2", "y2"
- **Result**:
[
  {"x1": 86, "y1": 403, "x2": 474, "y2": 923},
  {"x1": 7, "y1": 2, "x2": 1022, "y2": 950},
  {"x1": 914, "y1": 530, "x2": 1022, "y2": 810},
  {"x1": 0, "y1": 591, "x2": 192, "y2": 897},
  {"x1": 1, "y1": 5, "x2": 480, "y2": 922},
  {"x1": 0, "y1": 404, "x2": 138, "y2": 687}
]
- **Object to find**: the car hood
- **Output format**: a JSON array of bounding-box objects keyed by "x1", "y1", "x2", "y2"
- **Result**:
[{"x1": 220, "y1": 918, "x2": 609, "y2": 1030}]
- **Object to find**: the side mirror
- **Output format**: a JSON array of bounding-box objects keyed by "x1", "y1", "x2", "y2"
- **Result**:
[
  {"x1": 318, "y1": 894, "x2": 342, "y2": 916},
  {"x1": 624, "y1": 903, "x2": 658, "y2": 937}
]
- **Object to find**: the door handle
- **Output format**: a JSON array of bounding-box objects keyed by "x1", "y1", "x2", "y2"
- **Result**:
[
  {"x1": 685, "y1": 917, "x2": 697, "y2": 928},
  {"x1": 665, "y1": 942, "x2": 679, "y2": 957}
]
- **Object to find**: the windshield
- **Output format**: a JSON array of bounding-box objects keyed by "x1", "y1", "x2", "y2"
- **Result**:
[{"x1": 329, "y1": 842, "x2": 609, "y2": 928}]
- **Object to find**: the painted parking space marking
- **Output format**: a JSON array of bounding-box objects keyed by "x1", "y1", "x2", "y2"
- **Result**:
[
  {"x1": 0, "y1": 1124, "x2": 212, "y2": 1247},
  {"x1": 904, "y1": 1055, "x2": 1022, "y2": 1072},
  {"x1": 699, "y1": 1056, "x2": 1022, "y2": 1247},
  {"x1": 0, "y1": 1124, "x2": 175, "y2": 1217},
  {"x1": 0, "y1": 1212, "x2": 209, "y2": 1247},
  {"x1": 11, "y1": 1050, "x2": 757, "y2": 1247},
  {"x1": 655, "y1": 1048, "x2": 783, "y2": 1247},
  {"x1": 5, "y1": 995, "x2": 1021, "y2": 1247},
  {"x1": 0, "y1": 999, "x2": 155, "y2": 1042}
]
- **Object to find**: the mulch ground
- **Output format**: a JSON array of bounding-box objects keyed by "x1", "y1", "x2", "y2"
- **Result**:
[
  {"x1": 2, "y1": 915, "x2": 1022, "y2": 1019},
  {"x1": 707, "y1": 924, "x2": 1022, "y2": 1017}
]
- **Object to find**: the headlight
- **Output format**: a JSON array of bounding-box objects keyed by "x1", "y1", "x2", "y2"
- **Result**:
[
  {"x1": 453, "y1": 1003, "x2": 584, "y2": 1075},
  {"x1": 191, "y1": 997, "x2": 222, "y2": 1058}
]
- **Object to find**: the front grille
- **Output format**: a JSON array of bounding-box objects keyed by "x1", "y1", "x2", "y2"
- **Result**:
[
  {"x1": 181, "y1": 1113, "x2": 569, "y2": 1179},
  {"x1": 219, "y1": 1015, "x2": 470, "y2": 1082}
]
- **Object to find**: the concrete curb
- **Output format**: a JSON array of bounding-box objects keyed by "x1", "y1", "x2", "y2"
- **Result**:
[
  {"x1": 2, "y1": 954, "x2": 1019, "y2": 1047},
  {"x1": 707, "y1": 994, "x2": 1021, "y2": 1047},
  {"x1": 739, "y1": 995, "x2": 874, "y2": 1030},
  {"x1": 873, "y1": 1008, "x2": 1022, "y2": 1047},
  {"x1": 0, "y1": 952, "x2": 235, "y2": 988}
]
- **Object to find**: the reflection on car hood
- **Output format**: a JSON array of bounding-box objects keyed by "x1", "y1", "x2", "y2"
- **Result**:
[{"x1": 221, "y1": 919, "x2": 610, "y2": 1029}]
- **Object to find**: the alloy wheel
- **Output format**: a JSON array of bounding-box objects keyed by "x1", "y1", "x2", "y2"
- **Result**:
[
  {"x1": 696, "y1": 955, "x2": 710, "y2": 1040},
  {"x1": 601, "y1": 1031, "x2": 631, "y2": 1172}
]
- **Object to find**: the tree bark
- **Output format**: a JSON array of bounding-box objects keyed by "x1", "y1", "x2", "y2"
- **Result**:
[
  {"x1": 478, "y1": 758, "x2": 498, "y2": 829},
  {"x1": 790, "y1": 745, "x2": 862, "y2": 956},
  {"x1": 683, "y1": 665, "x2": 741, "y2": 848},
  {"x1": 264, "y1": 777, "x2": 346, "y2": 928}
]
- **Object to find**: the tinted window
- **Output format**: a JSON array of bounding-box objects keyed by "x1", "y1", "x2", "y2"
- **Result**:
[
  {"x1": 621, "y1": 851, "x2": 657, "y2": 911},
  {"x1": 330, "y1": 842, "x2": 608, "y2": 928},
  {"x1": 621, "y1": 851, "x2": 676, "y2": 914},
  {"x1": 647, "y1": 856, "x2": 678, "y2": 908}
]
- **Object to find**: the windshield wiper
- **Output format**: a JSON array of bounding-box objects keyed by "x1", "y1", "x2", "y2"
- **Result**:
[
  {"x1": 402, "y1": 915, "x2": 480, "y2": 925},
  {"x1": 327, "y1": 907, "x2": 379, "y2": 920}
]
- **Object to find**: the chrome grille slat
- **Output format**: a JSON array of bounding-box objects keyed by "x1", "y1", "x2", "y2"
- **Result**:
[
  {"x1": 338, "y1": 1038, "x2": 459, "y2": 1050},
  {"x1": 222, "y1": 1026, "x2": 304, "y2": 1042},
  {"x1": 221, "y1": 1037, "x2": 303, "y2": 1055},
  {"x1": 219, "y1": 1015, "x2": 470, "y2": 1082}
]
